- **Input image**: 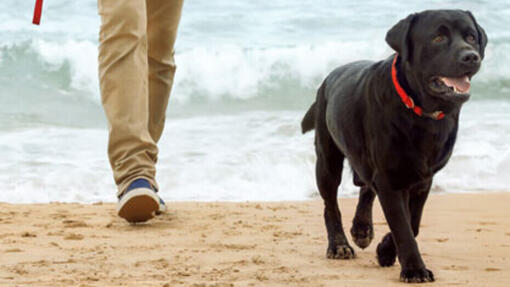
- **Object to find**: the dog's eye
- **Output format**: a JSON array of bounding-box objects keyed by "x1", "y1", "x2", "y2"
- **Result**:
[
  {"x1": 432, "y1": 35, "x2": 447, "y2": 43},
  {"x1": 466, "y1": 35, "x2": 476, "y2": 44}
]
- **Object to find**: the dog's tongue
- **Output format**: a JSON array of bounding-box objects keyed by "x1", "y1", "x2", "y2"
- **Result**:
[{"x1": 441, "y1": 76, "x2": 471, "y2": 93}]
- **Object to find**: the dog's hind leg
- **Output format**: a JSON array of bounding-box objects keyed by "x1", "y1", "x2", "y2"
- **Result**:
[
  {"x1": 350, "y1": 172, "x2": 376, "y2": 249},
  {"x1": 314, "y1": 108, "x2": 355, "y2": 259},
  {"x1": 316, "y1": 147, "x2": 355, "y2": 259}
]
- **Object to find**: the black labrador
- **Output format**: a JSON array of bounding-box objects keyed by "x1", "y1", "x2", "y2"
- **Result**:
[{"x1": 301, "y1": 10, "x2": 487, "y2": 283}]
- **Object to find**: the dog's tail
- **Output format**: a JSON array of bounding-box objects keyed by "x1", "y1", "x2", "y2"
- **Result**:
[
  {"x1": 301, "y1": 82, "x2": 325, "y2": 134},
  {"x1": 301, "y1": 101, "x2": 316, "y2": 134}
]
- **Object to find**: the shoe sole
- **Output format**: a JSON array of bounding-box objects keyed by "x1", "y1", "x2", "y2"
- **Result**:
[{"x1": 117, "y1": 188, "x2": 159, "y2": 223}]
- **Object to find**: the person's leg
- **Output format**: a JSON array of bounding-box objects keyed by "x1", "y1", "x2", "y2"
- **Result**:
[
  {"x1": 146, "y1": 0, "x2": 184, "y2": 143},
  {"x1": 98, "y1": 0, "x2": 159, "y2": 198}
]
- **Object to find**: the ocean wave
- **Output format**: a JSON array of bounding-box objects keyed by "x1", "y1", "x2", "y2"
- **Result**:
[{"x1": 0, "y1": 39, "x2": 509, "y2": 110}]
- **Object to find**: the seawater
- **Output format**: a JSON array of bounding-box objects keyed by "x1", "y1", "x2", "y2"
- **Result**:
[{"x1": 0, "y1": 0, "x2": 509, "y2": 203}]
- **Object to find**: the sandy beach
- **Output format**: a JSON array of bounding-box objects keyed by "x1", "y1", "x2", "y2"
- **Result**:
[{"x1": 0, "y1": 192, "x2": 509, "y2": 286}]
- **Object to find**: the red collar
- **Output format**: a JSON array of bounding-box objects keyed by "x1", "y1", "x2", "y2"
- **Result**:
[{"x1": 391, "y1": 54, "x2": 444, "y2": 120}]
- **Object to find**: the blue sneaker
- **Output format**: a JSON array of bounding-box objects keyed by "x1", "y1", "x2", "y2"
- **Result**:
[{"x1": 117, "y1": 179, "x2": 165, "y2": 223}]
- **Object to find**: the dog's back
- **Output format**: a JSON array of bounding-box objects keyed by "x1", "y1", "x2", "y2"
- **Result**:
[{"x1": 301, "y1": 60, "x2": 375, "y2": 135}]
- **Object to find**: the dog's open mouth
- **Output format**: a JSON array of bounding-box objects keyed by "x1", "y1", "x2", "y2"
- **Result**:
[{"x1": 430, "y1": 75, "x2": 471, "y2": 102}]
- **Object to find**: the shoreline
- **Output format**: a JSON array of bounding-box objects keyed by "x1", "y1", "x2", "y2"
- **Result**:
[{"x1": 1, "y1": 192, "x2": 509, "y2": 286}]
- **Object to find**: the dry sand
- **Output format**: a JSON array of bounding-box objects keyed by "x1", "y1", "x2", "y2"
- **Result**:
[{"x1": 0, "y1": 192, "x2": 509, "y2": 287}]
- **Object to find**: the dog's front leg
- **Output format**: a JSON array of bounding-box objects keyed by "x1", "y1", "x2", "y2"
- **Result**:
[
  {"x1": 351, "y1": 186, "x2": 376, "y2": 249},
  {"x1": 375, "y1": 179, "x2": 434, "y2": 283}
]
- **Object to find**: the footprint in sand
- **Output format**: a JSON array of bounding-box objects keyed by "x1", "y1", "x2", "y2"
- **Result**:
[
  {"x1": 474, "y1": 228, "x2": 492, "y2": 232},
  {"x1": 210, "y1": 213, "x2": 226, "y2": 220},
  {"x1": 4, "y1": 248, "x2": 23, "y2": 253},
  {"x1": 50, "y1": 242, "x2": 60, "y2": 247},
  {"x1": 20, "y1": 232, "x2": 36, "y2": 238},
  {"x1": 443, "y1": 265, "x2": 469, "y2": 271},
  {"x1": 261, "y1": 224, "x2": 279, "y2": 231},
  {"x1": 64, "y1": 233, "x2": 84, "y2": 240},
  {"x1": 149, "y1": 258, "x2": 170, "y2": 270},
  {"x1": 210, "y1": 243, "x2": 256, "y2": 251},
  {"x1": 272, "y1": 231, "x2": 303, "y2": 239},
  {"x1": 478, "y1": 221, "x2": 497, "y2": 226},
  {"x1": 50, "y1": 214, "x2": 68, "y2": 220},
  {"x1": 63, "y1": 220, "x2": 88, "y2": 228},
  {"x1": 251, "y1": 255, "x2": 265, "y2": 265}
]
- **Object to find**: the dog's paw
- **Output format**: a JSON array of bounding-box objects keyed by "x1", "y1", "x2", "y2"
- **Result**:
[
  {"x1": 350, "y1": 221, "x2": 374, "y2": 249},
  {"x1": 376, "y1": 235, "x2": 397, "y2": 267},
  {"x1": 326, "y1": 244, "x2": 356, "y2": 259},
  {"x1": 400, "y1": 268, "x2": 434, "y2": 283}
]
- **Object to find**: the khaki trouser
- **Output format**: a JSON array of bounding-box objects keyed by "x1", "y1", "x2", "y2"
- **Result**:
[{"x1": 98, "y1": 0, "x2": 183, "y2": 196}]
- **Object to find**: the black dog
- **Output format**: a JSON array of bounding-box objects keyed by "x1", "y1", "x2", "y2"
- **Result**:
[{"x1": 301, "y1": 10, "x2": 486, "y2": 283}]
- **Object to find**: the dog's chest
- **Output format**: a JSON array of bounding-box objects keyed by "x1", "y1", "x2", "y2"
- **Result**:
[
  {"x1": 359, "y1": 119, "x2": 459, "y2": 190},
  {"x1": 399, "y1": 125, "x2": 457, "y2": 174}
]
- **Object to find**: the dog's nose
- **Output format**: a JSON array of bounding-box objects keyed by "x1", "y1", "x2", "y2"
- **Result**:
[{"x1": 459, "y1": 50, "x2": 481, "y2": 65}]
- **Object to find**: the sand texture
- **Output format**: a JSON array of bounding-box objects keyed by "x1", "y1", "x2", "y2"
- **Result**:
[{"x1": 0, "y1": 192, "x2": 509, "y2": 286}]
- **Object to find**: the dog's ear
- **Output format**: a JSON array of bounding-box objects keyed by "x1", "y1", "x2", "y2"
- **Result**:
[
  {"x1": 465, "y1": 11, "x2": 488, "y2": 59},
  {"x1": 385, "y1": 13, "x2": 417, "y2": 63}
]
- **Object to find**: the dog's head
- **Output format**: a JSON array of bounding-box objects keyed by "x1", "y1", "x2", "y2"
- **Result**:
[{"x1": 386, "y1": 10, "x2": 487, "y2": 109}]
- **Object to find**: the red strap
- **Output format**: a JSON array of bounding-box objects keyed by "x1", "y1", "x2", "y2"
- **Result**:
[
  {"x1": 391, "y1": 54, "x2": 444, "y2": 120},
  {"x1": 33, "y1": 0, "x2": 43, "y2": 25}
]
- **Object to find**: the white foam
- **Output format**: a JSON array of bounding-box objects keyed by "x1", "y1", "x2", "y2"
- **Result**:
[
  {"x1": 0, "y1": 112, "x2": 319, "y2": 203},
  {"x1": 1, "y1": 104, "x2": 509, "y2": 204},
  {"x1": 434, "y1": 101, "x2": 510, "y2": 193},
  {"x1": 18, "y1": 38, "x2": 508, "y2": 107},
  {"x1": 24, "y1": 39, "x2": 390, "y2": 104},
  {"x1": 173, "y1": 42, "x2": 389, "y2": 102}
]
